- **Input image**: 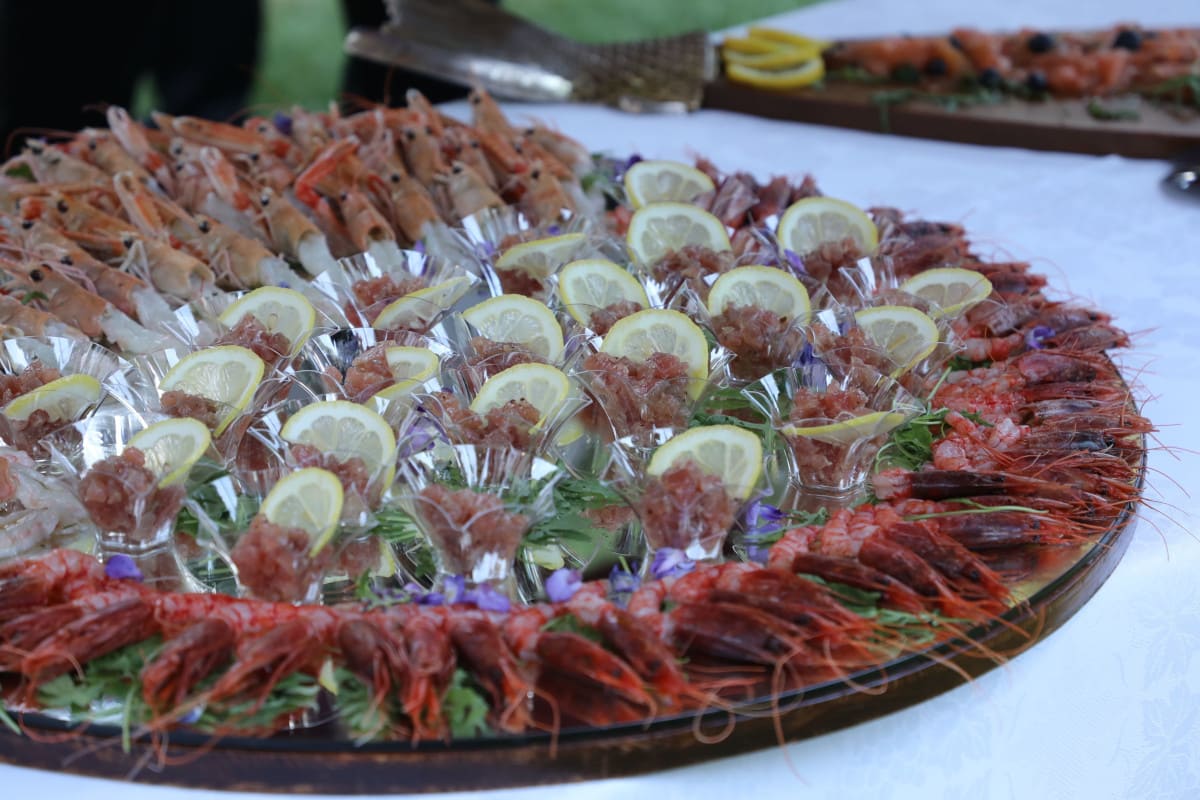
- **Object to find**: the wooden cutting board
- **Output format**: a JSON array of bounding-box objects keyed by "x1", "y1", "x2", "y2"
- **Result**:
[{"x1": 703, "y1": 78, "x2": 1200, "y2": 159}]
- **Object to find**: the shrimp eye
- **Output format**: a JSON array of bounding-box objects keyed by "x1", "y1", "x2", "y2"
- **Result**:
[
  {"x1": 530, "y1": 169, "x2": 540, "y2": 180},
  {"x1": 260, "y1": 194, "x2": 270, "y2": 206},
  {"x1": 29, "y1": 142, "x2": 43, "y2": 155},
  {"x1": 122, "y1": 236, "x2": 134, "y2": 247},
  {"x1": 56, "y1": 200, "x2": 69, "y2": 214},
  {"x1": 29, "y1": 269, "x2": 43, "y2": 282},
  {"x1": 524, "y1": 127, "x2": 535, "y2": 136},
  {"x1": 20, "y1": 220, "x2": 33, "y2": 230},
  {"x1": 176, "y1": 163, "x2": 185, "y2": 172},
  {"x1": 171, "y1": 144, "x2": 183, "y2": 156},
  {"x1": 424, "y1": 126, "x2": 432, "y2": 136},
  {"x1": 405, "y1": 130, "x2": 416, "y2": 141},
  {"x1": 470, "y1": 140, "x2": 480, "y2": 149},
  {"x1": 470, "y1": 93, "x2": 480, "y2": 105},
  {"x1": 88, "y1": 139, "x2": 97, "y2": 150},
  {"x1": 249, "y1": 152, "x2": 260, "y2": 162},
  {"x1": 340, "y1": 192, "x2": 349, "y2": 201},
  {"x1": 452, "y1": 164, "x2": 463, "y2": 174},
  {"x1": 390, "y1": 173, "x2": 401, "y2": 183},
  {"x1": 198, "y1": 219, "x2": 211, "y2": 233},
  {"x1": 60, "y1": 255, "x2": 73, "y2": 266}
]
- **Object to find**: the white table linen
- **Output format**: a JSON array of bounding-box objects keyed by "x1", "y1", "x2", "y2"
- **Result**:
[{"x1": 3, "y1": 0, "x2": 1198, "y2": 797}]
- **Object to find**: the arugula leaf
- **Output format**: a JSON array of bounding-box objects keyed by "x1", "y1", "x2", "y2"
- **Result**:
[
  {"x1": 540, "y1": 612, "x2": 603, "y2": 644},
  {"x1": 334, "y1": 667, "x2": 393, "y2": 742},
  {"x1": 945, "y1": 354, "x2": 989, "y2": 372},
  {"x1": 1086, "y1": 100, "x2": 1140, "y2": 122},
  {"x1": 0, "y1": 704, "x2": 19, "y2": 735},
  {"x1": 197, "y1": 672, "x2": 320, "y2": 731},
  {"x1": 1144, "y1": 74, "x2": 1200, "y2": 112},
  {"x1": 19, "y1": 291, "x2": 48, "y2": 306},
  {"x1": 4, "y1": 163, "x2": 34, "y2": 181},
  {"x1": 442, "y1": 669, "x2": 492, "y2": 739}
]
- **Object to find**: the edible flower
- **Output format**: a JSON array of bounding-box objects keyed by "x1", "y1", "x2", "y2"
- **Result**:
[
  {"x1": 741, "y1": 499, "x2": 786, "y2": 565},
  {"x1": 1025, "y1": 325, "x2": 1054, "y2": 350},
  {"x1": 463, "y1": 583, "x2": 511, "y2": 613},
  {"x1": 272, "y1": 111, "x2": 293, "y2": 136},
  {"x1": 104, "y1": 554, "x2": 143, "y2": 582},
  {"x1": 650, "y1": 547, "x2": 695, "y2": 580},
  {"x1": 608, "y1": 562, "x2": 640, "y2": 607},
  {"x1": 545, "y1": 568, "x2": 582, "y2": 603},
  {"x1": 783, "y1": 249, "x2": 806, "y2": 277}
]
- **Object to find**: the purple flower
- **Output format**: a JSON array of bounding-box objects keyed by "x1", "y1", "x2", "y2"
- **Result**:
[
  {"x1": 464, "y1": 583, "x2": 511, "y2": 613},
  {"x1": 104, "y1": 554, "x2": 143, "y2": 582},
  {"x1": 413, "y1": 239, "x2": 426, "y2": 254},
  {"x1": 545, "y1": 224, "x2": 562, "y2": 236},
  {"x1": 1025, "y1": 325, "x2": 1055, "y2": 350},
  {"x1": 544, "y1": 568, "x2": 582, "y2": 603},
  {"x1": 276, "y1": 281, "x2": 290, "y2": 289},
  {"x1": 650, "y1": 548, "x2": 695, "y2": 580},
  {"x1": 180, "y1": 704, "x2": 205, "y2": 725},
  {"x1": 272, "y1": 111, "x2": 293, "y2": 136},
  {"x1": 745, "y1": 545, "x2": 770, "y2": 565},
  {"x1": 608, "y1": 563, "x2": 640, "y2": 607},
  {"x1": 743, "y1": 499, "x2": 785, "y2": 542},
  {"x1": 783, "y1": 249, "x2": 806, "y2": 277},
  {"x1": 615, "y1": 153, "x2": 643, "y2": 179}
]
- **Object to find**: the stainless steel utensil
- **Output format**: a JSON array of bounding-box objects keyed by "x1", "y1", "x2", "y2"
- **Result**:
[{"x1": 343, "y1": 0, "x2": 716, "y2": 111}]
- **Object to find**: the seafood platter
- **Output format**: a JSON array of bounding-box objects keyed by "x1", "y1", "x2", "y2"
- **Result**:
[
  {"x1": 707, "y1": 24, "x2": 1200, "y2": 157},
  {"x1": 0, "y1": 87, "x2": 1148, "y2": 791}
]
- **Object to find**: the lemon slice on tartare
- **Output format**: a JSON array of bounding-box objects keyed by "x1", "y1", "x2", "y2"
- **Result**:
[
  {"x1": 854, "y1": 305, "x2": 940, "y2": 370},
  {"x1": 777, "y1": 197, "x2": 878, "y2": 256},
  {"x1": 781, "y1": 410, "x2": 909, "y2": 445},
  {"x1": 623, "y1": 160, "x2": 715, "y2": 209},
  {"x1": 494, "y1": 232, "x2": 586, "y2": 280},
  {"x1": 558, "y1": 258, "x2": 649, "y2": 327},
  {"x1": 259, "y1": 467, "x2": 344, "y2": 556},
  {"x1": 462, "y1": 294, "x2": 565, "y2": 362},
  {"x1": 625, "y1": 202, "x2": 731, "y2": 266},
  {"x1": 2, "y1": 374, "x2": 102, "y2": 422},
  {"x1": 706, "y1": 265, "x2": 812, "y2": 324},
  {"x1": 128, "y1": 416, "x2": 212, "y2": 487},
  {"x1": 899, "y1": 268, "x2": 993, "y2": 319},
  {"x1": 159, "y1": 345, "x2": 265, "y2": 436},
  {"x1": 218, "y1": 286, "x2": 316, "y2": 355},
  {"x1": 280, "y1": 400, "x2": 397, "y2": 484},
  {"x1": 647, "y1": 424, "x2": 763, "y2": 501},
  {"x1": 371, "y1": 276, "x2": 473, "y2": 330}
]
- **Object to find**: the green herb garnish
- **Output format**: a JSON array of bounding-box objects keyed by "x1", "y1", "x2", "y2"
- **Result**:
[
  {"x1": 1085, "y1": 99, "x2": 1140, "y2": 121},
  {"x1": 4, "y1": 163, "x2": 34, "y2": 181},
  {"x1": 540, "y1": 612, "x2": 604, "y2": 644},
  {"x1": 19, "y1": 290, "x2": 48, "y2": 306},
  {"x1": 442, "y1": 669, "x2": 492, "y2": 739}
]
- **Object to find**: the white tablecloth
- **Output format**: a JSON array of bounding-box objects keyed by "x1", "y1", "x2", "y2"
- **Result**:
[{"x1": 4, "y1": 0, "x2": 1198, "y2": 797}]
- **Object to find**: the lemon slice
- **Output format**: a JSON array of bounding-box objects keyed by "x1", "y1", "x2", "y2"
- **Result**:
[
  {"x1": 371, "y1": 276, "x2": 473, "y2": 330},
  {"x1": 777, "y1": 197, "x2": 878, "y2": 256},
  {"x1": 218, "y1": 286, "x2": 316, "y2": 355},
  {"x1": 721, "y1": 36, "x2": 779, "y2": 55},
  {"x1": 854, "y1": 305, "x2": 940, "y2": 369},
  {"x1": 625, "y1": 202, "x2": 731, "y2": 267},
  {"x1": 781, "y1": 411, "x2": 908, "y2": 445},
  {"x1": 159, "y1": 345, "x2": 265, "y2": 436},
  {"x1": 706, "y1": 265, "x2": 812, "y2": 323},
  {"x1": 623, "y1": 161, "x2": 716, "y2": 209},
  {"x1": 494, "y1": 233, "x2": 586, "y2": 280},
  {"x1": 2, "y1": 374, "x2": 102, "y2": 422},
  {"x1": 745, "y1": 27, "x2": 832, "y2": 51},
  {"x1": 899, "y1": 268, "x2": 994, "y2": 319},
  {"x1": 128, "y1": 417, "x2": 211, "y2": 487},
  {"x1": 723, "y1": 46, "x2": 823, "y2": 70},
  {"x1": 385, "y1": 346, "x2": 440, "y2": 384},
  {"x1": 647, "y1": 424, "x2": 763, "y2": 501},
  {"x1": 259, "y1": 467, "x2": 344, "y2": 556},
  {"x1": 462, "y1": 294, "x2": 564, "y2": 362},
  {"x1": 601, "y1": 307, "x2": 710, "y2": 379},
  {"x1": 470, "y1": 362, "x2": 571, "y2": 427},
  {"x1": 725, "y1": 59, "x2": 826, "y2": 90},
  {"x1": 280, "y1": 400, "x2": 397, "y2": 482},
  {"x1": 558, "y1": 259, "x2": 649, "y2": 326}
]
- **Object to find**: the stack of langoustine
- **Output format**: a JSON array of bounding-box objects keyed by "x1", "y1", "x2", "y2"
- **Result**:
[{"x1": 0, "y1": 89, "x2": 1149, "y2": 744}]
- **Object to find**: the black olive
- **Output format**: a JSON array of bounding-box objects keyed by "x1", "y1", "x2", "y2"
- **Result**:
[
  {"x1": 1113, "y1": 29, "x2": 1141, "y2": 51},
  {"x1": 948, "y1": 35, "x2": 964, "y2": 51},
  {"x1": 1027, "y1": 32, "x2": 1055, "y2": 53},
  {"x1": 30, "y1": 269, "x2": 43, "y2": 282},
  {"x1": 924, "y1": 57, "x2": 948, "y2": 77},
  {"x1": 978, "y1": 67, "x2": 1003, "y2": 89},
  {"x1": 890, "y1": 63, "x2": 921, "y2": 84},
  {"x1": 1026, "y1": 71, "x2": 1048, "y2": 93}
]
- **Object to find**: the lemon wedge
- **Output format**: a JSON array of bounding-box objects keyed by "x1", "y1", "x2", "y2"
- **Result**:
[
  {"x1": 600, "y1": 308, "x2": 710, "y2": 382},
  {"x1": 280, "y1": 400, "x2": 397, "y2": 483},
  {"x1": 127, "y1": 417, "x2": 212, "y2": 487},
  {"x1": 781, "y1": 410, "x2": 909, "y2": 445},
  {"x1": 899, "y1": 268, "x2": 994, "y2": 319},
  {"x1": 854, "y1": 305, "x2": 940, "y2": 370},
  {"x1": 725, "y1": 59, "x2": 825, "y2": 90},
  {"x1": 462, "y1": 294, "x2": 564, "y2": 362},
  {"x1": 706, "y1": 265, "x2": 811, "y2": 323},
  {"x1": 259, "y1": 467, "x2": 344, "y2": 556},
  {"x1": 625, "y1": 202, "x2": 731, "y2": 267},
  {"x1": 371, "y1": 276, "x2": 473, "y2": 331},
  {"x1": 558, "y1": 259, "x2": 649, "y2": 327},
  {"x1": 647, "y1": 424, "x2": 763, "y2": 501},
  {"x1": 494, "y1": 233, "x2": 586, "y2": 280},
  {"x1": 623, "y1": 160, "x2": 715, "y2": 209},
  {"x1": 218, "y1": 286, "x2": 316, "y2": 355},
  {"x1": 745, "y1": 27, "x2": 832, "y2": 51},
  {"x1": 2, "y1": 374, "x2": 102, "y2": 422},
  {"x1": 159, "y1": 345, "x2": 265, "y2": 436},
  {"x1": 776, "y1": 196, "x2": 878, "y2": 257}
]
